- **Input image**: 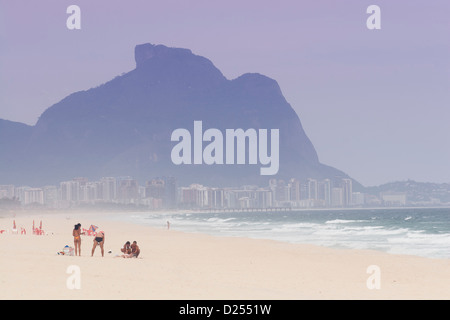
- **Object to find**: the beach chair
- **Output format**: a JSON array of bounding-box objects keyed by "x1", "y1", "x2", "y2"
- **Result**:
[{"x1": 33, "y1": 227, "x2": 44, "y2": 235}]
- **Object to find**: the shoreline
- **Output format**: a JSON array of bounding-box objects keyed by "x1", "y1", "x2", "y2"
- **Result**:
[
  {"x1": 3, "y1": 207, "x2": 450, "y2": 261},
  {"x1": 2, "y1": 205, "x2": 450, "y2": 216},
  {"x1": 1, "y1": 211, "x2": 450, "y2": 299}
]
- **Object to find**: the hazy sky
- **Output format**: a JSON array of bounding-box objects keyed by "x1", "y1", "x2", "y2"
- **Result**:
[{"x1": 1, "y1": 0, "x2": 449, "y2": 186}]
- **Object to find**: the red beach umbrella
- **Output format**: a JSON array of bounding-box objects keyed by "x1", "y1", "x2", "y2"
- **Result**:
[{"x1": 13, "y1": 220, "x2": 16, "y2": 229}]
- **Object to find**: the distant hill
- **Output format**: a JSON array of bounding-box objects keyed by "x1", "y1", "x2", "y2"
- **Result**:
[
  {"x1": 0, "y1": 43, "x2": 356, "y2": 187},
  {"x1": 0, "y1": 119, "x2": 33, "y2": 180},
  {"x1": 366, "y1": 180, "x2": 450, "y2": 204}
]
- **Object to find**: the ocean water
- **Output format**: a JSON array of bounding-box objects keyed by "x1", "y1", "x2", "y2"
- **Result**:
[{"x1": 119, "y1": 207, "x2": 450, "y2": 259}]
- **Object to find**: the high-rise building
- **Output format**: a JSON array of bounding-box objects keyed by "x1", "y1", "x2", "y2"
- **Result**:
[
  {"x1": 352, "y1": 192, "x2": 365, "y2": 206},
  {"x1": 73, "y1": 177, "x2": 89, "y2": 201},
  {"x1": 100, "y1": 177, "x2": 116, "y2": 201},
  {"x1": 319, "y1": 179, "x2": 331, "y2": 207},
  {"x1": 85, "y1": 182, "x2": 99, "y2": 202},
  {"x1": 288, "y1": 178, "x2": 301, "y2": 202},
  {"x1": 307, "y1": 179, "x2": 318, "y2": 200},
  {"x1": 271, "y1": 179, "x2": 288, "y2": 203},
  {"x1": 60, "y1": 180, "x2": 80, "y2": 202},
  {"x1": 23, "y1": 188, "x2": 44, "y2": 205},
  {"x1": 208, "y1": 188, "x2": 224, "y2": 208},
  {"x1": 180, "y1": 184, "x2": 209, "y2": 208},
  {"x1": 164, "y1": 176, "x2": 177, "y2": 208},
  {"x1": 14, "y1": 186, "x2": 30, "y2": 204},
  {"x1": 144, "y1": 177, "x2": 177, "y2": 208},
  {"x1": 43, "y1": 186, "x2": 58, "y2": 207},
  {"x1": 117, "y1": 177, "x2": 139, "y2": 203},
  {"x1": 342, "y1": 178, "x2": 353, "y2": 207},
  {"x1": 255, "y1": 188, "x2": 273, "y2": 208},
  {"x1": 0, "y1": 185, "x2": 15, "y2": 199},
  {"x1": 331, "y1": 187, "x2": 343, "y2": 207},
  {"x1": 145, "y1": 179, "x2": 165, "y2": 200}
]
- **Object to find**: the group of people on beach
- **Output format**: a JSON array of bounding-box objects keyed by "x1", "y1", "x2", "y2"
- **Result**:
[
  {"x1": 72, "y1": 223, "x2": 139, "y2": 258},
  {"x1": 119, "y1": 240, "x2": 140, "y2": 258}
]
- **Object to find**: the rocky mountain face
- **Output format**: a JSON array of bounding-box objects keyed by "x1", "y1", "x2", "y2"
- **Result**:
[{"x1": 0, "y1": 43, "x2": 352, "y2": 187}]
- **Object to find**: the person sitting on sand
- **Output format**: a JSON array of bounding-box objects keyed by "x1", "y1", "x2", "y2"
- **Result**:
[
  {"x1": 131, "y1": 241, "x2": 140, "y2": 258},
  {"x1": 121, "y1": 241, "x2": 131, "y2": 254},
  {"x1": 73, "y1": 223, "x2": 82, "y2": 256},
  {"x1": 91, "y1": 230, "x2": 105, "y2": 257}
]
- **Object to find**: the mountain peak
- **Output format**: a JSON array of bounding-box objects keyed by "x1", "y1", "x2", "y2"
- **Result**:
[
  {"x1": 133, "y1": 43, "x2": 226, "y2": 89},
  {"x1": 134, "y1": 43, "x2": 192, "y2": 68},
  {"x1": 1, "y1": 42, "x2": 351, "y2": 187}
]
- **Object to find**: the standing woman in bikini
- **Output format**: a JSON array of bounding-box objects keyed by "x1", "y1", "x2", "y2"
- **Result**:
[
  {"x1": 73, "y1": 223, "x2": 82, "y2": 256},
  {"x1": 91, "y1": 230, "x2": 105, "y2": 257}
]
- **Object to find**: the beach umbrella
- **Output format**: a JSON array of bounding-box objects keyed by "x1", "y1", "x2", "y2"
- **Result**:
[
  {"x1": 13, "y1": 220, "x2": 16, "y2": 229},
  {"x1": 39, "y1": 220, "x2": 42, "y2": 230}
]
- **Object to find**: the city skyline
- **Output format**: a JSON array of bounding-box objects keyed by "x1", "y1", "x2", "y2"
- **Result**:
[
  {"x1": 2, "y1": 173, "x2": 446, "y2": 210},
  {"x1": 1, "y1": 1, "x2": 449, "y2": 186}
]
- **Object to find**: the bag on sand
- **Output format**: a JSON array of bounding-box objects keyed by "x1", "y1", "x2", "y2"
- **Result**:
[{"x1": 58, "y1": 245, "x2": 74, "y2": 256}]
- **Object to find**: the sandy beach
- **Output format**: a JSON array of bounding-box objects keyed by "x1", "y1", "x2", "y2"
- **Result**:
[{"x1": 0, "y1": 210, "x2": 449, "y2": 300}]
